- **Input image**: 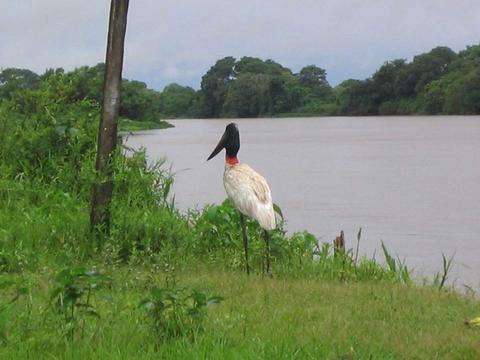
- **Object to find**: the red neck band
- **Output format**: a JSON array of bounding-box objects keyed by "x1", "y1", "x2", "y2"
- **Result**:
[{"x1": 226, "y1": 155, "x2": 239, "y2": 165}]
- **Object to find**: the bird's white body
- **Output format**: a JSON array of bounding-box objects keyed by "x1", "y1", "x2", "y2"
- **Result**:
[{"x1": 223, "y1": 162, "x2": 276, "y2": 230}]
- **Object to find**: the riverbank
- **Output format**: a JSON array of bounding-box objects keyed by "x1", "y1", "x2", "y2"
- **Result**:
[{"x1": 2, "y1": 263, "x2": 479, "y2": 359}]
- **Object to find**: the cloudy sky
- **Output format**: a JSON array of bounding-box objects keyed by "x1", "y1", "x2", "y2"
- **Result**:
[{"x1": 1, "y1": 1, "x2": 479, "y2": 90}]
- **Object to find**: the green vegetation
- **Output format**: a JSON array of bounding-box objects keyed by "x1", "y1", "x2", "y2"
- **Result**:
[
  {"x1": 337, "y1": 45, "x2": 480, "y2": 115},
  {"x1": 3, "y1": 44, "x2": 479, "y2": 123},
  {"x1": 1, "y1": 59, "x2": 479, "y2": 358},
  {"x1": 0, "y1": 65, "x2": 173, "y2": 131},
  {"x1": 2, "y1": 266, "x2": 479, "y2": 359},
  {"x1": 199, "y1": 45, "x2": 480, "y2": 117}
]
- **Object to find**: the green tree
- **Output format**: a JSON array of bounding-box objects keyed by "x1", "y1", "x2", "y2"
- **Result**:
[
  {"x1": 65, "y1": 63, "x2": 104, "y2": 102},
  {"x1": 235, "y1": 57, "x2": 288, "y2": 77},
  {"x1": 120, "y1": 80, "x2": 156, "y2": 120},
  {"x1": 410, "y1": 46, "x2": 457, "y2": 94},
  {"x1": 297, "y1": 65, "x2": 327, "y2": 88},
  {"x1": 223, "y1": 73, "x2": 272, "y2": 117},
  {"x1": 422, "y1": 80, "x2": 445, "y2": 114},
  {"x1": 200, "y1": 56, "x2": 236, "y2": 117},
  {"x1": 159, "y1": 83, "x2": 196, "y2": 118},
  {"x1": 337, "y1": 79, "x2": 380, "y2": 115},
  {"x1": 0, "y1": 68, "x2": 40, "y2": 99},
  {"x1": 372, "y1": 59, "x2": 407, "y2": 102}
]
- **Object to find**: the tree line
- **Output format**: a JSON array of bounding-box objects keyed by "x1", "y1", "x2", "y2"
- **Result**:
[{"x1": 1, "y1": 44, "x2": 479, "y2": 120}]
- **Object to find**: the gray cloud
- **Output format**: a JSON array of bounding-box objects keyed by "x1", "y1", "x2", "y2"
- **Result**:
[{"x1": 1, "y1": 0, "x2": 479, "y2": 90}]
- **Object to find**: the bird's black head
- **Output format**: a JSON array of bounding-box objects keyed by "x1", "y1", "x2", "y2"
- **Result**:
[{"x1": 207, "y1": 122, "x2": 240, "y2": 161}]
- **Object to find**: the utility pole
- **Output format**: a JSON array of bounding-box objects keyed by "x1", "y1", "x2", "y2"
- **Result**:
[{"x1": 90, "y1": 0, "x2": 129, "y2": 243}]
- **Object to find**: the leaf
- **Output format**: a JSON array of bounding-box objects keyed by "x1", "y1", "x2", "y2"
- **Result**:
[
  {"x1": 100, "y1": 293, "x2": 114, "y2": 304},
  {"x1": 50, "y1": 287, "x2": 64, "y2": 300},
  {"x1": 54, "y1": 125, "x2": 67, "y2": 136},
  {"x1": 381, "y1": 241, "x2": 396, "y2": 272},
  {"x1": 163, "y1": 176, "x2": 173, "y2": 200},
  {"x1": 273, "y1": 203, "x2": 284, "y2": 220},
  {"x1": 206, "y1": 296, "x2": 224, "y2": 305},
  {"x1": 78, "y1": 310, "x2": 100, "y2": 319},
  {"x1": 84, "y1": 270, "x2": 100, "y2": 277},
  {"x1": 139, "y1": 299, "x2": 155, "y2": 310},
  {"x1": 151, "y1": 287, "x2": 165, "y2": 299},
  {"x1": 74, "y1": 303, "x2": 94, "y2": 309},
  {"x1": 67, "y1": 127, "x2": 79, "y2": 137},
  {"x1": 55, "y1": 269, "x2": 73, "y2": 285},
  {"x1": 190, "y1": 289, "x2": 207, "y2": 304},
  {"x1": 63, "y1": 290, "x2": 81, "y2": 304},
  {"x1": 187, "y1": 308, "x2": 203, "y2": 317}
]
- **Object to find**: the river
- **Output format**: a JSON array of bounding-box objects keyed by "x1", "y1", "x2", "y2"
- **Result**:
[{"x1": 126, "y1": 116, "x2": 480, "y2": 290}]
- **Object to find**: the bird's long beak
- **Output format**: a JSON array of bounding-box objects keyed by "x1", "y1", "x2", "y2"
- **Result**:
[{"x1": 207, "y1": 130, "x2": 227, "y2": 161}]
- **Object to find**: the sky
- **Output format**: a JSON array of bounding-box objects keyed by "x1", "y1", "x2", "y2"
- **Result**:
[{"x1": 1, "y1": 0, "x2": 479, "y2": 90}]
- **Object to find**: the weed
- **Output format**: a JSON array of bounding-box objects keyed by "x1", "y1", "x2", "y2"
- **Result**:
[
  {"x1": 50, "y1": 267, "x2": 109, "y2": 341},
  {"x1": 140, "y1": 282, "x2": 223, "y2": 342},
  {"x1": 433, "y1": 252, "x2": 455, "y2": 290},
  {"x1": 380, "y1": 241, "x2": 411, "y2": 284}
]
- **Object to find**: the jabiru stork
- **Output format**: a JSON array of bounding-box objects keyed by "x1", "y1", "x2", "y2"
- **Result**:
[{"x1": 207, "y1": 123, "x2": 276, "y2": 275}]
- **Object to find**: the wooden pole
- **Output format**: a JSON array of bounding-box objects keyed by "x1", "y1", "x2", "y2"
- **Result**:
[{"x1": 90, "y1": 0, "x2": 129, "y2": 242}]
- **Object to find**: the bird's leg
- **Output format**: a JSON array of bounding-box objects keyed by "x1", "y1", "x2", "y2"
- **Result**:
[
  {"x1": 263, "y1": 230, "x2": 271, "y2": 275},
  {"x1": 240, "y1": 213, "x2": 250, "y2": 275}
]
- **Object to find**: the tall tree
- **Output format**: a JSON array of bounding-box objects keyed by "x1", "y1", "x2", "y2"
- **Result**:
[
  {"x1": 159, "y1": 83, "x2": 196, "y2": 118},
  {"x1": 90, "y1": 0, "x2": 129, "y2": 242},
  {"x1": 200, "y1": 56, "x2": 236, "y2": 117},
  {"x1": 223, "y1": 73, "x2": 272, "y2": 117},
  {"x1": 297, "y1": 65, "x2": 327, "y2": 88}
]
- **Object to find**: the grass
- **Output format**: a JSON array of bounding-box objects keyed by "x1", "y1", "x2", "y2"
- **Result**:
[{"x1": 1, "y1": 264, "x2": 479, "y2": 359}]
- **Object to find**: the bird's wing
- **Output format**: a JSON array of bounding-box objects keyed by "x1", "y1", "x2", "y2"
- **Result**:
[
  {"x1": 224, "y1": 164, "x2": 276, "y2": 230},
  {"x1": 245, "y1": 169, "x2": 271, "y2": 205},
  {"x1": 231, "y1": 164, "x2": 272, "y2": 203}
]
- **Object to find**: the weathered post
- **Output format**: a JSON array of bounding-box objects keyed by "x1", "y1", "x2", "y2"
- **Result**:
[{"x1": 90, "y1": 0, "x2": 129, "y2": 242}]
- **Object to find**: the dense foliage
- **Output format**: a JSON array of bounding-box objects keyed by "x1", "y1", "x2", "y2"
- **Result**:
[
  {"x1": 199, "y1": 56, "x2": 335, "y2": 117},
  {"x1": 0, "y1": 64, "x2": 179, "y2": 125},
  {"x1": 337, "y1": 45, "x2": 480, "y2": 115},
  {"x1": 4, "y1": 44, "x2": 477, "y2": 121}
]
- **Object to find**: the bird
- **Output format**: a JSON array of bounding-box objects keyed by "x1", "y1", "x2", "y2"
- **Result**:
[{"x1": 207, "y1": 122, "x2": 276, "y2": 275}]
